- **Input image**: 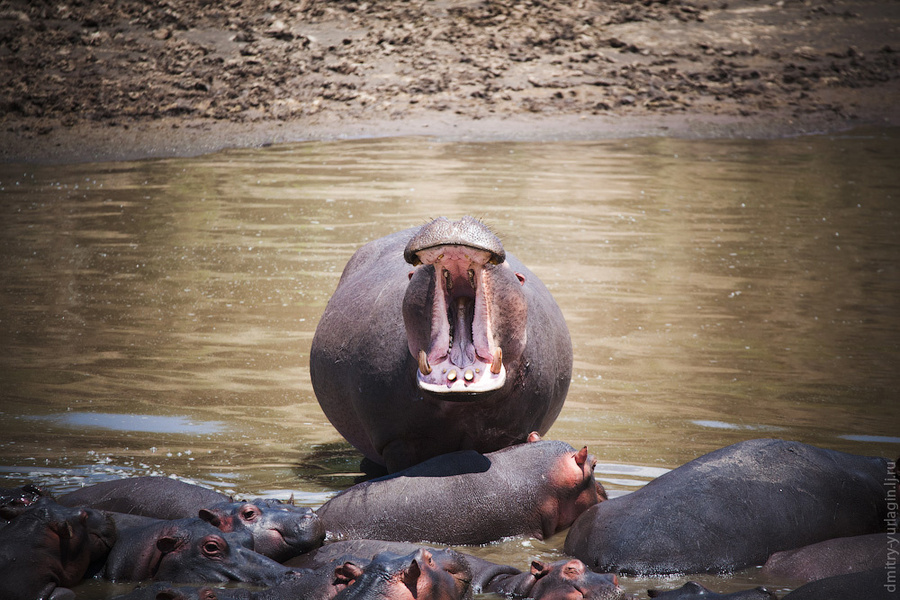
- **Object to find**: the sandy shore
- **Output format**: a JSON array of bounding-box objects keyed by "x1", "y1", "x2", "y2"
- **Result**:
[{"x1": 2, "y1": 0, "x2": 898, "y2": 164}]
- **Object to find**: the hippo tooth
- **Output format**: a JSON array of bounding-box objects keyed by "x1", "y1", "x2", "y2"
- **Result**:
[
  {"x1": 464, "y1": 369, "x2": 474, "y2": 382},
  {"x1": 418, "y1": 350, "x2": 432, "y2": 375},
  {"x1": 490, "y1": 348, "x2": 503, "y2": 374},
  {"x1": 447, "y1": 370, "x2": 457, "y2": 382}
]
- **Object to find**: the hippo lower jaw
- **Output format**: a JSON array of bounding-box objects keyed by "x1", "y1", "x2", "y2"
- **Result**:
[{"x1": 417, "y1": 357, "x2": 507, "y2": 394}]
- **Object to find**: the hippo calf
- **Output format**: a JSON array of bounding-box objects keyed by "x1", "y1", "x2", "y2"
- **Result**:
[
  {"x1": 0, "y1": 497, "x2": 116, "y2": 600},
  {"x1": 102, "y1": 517, "x2": 293, "y2": 585},
  {"x1": 780, "y1": 567, "x2": 894, "y2": 600},
  {"x1": 199, "y1": 499, "x2": 326, "y2": 562},
  {"x1": 311, "y1": 216, "x2": 573, "y2": 472},
  {"x1": 316, "y1": 437, "x2": 604, "y2": 545},
  {"x1": 565, "y1": 438, "x2": 890, "y2": 574},
  {"x1": 330, "y1": 547, "x2": 473, "y2": 600},
  {"x1": 647, "y1": 582, "x2": 777, "y2": 599},
  {"x1": 288, "y1": 539, "x2": 623, "y2": 600},
  {"x1": 760, "y1": 532, "x2": 889, "y2": 583},
  {"x1": 59, "y1": 476, "x2": 231, "y2": 520}
]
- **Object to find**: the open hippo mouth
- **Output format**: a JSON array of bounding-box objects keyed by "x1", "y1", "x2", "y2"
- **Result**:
[
  {"x1": 412, "y1": 245, "x2": 506, "y2": 394},
  {"x1": 403, "y1": 217, "x2": 527, "y2": 399}
]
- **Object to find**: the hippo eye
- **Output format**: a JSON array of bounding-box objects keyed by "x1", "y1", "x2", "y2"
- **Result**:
[
  {"x1": 201, "y1": 536, "x2": 225, "y2": 558},
  {"x1": 241, "y1": 506, "x2": 260, "y2": 521}
]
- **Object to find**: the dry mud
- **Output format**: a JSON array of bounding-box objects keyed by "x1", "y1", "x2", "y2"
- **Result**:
[{"x1": 1, "y1": 0, "x2": 898, "y2": 163}]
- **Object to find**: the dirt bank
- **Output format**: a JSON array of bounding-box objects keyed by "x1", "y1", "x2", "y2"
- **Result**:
[{"x1": 1, "y1": 0, "x2": 898, "y2": 163}]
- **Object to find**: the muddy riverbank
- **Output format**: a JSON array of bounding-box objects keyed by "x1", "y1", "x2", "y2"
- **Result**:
[{"x1": 1, "y1": 0, "x2": 899, "y2": 163}]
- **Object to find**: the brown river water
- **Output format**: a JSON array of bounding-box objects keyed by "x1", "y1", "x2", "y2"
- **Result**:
[{"x1": 1, "y1": 128, "x2": 898, "y2": 598}]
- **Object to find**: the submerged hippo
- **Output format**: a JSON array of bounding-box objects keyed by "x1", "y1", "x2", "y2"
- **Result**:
[
  {"x1": 288, "y1": 539, "x2": 623, "y2": 600},
  {"x1": 329, "y1": 547, "x2": 473, "y2": 600},
  {"x1": 310, "y1": 216, "x2": 573, "y2": 471},
  {"x1": 199, "y1": 499, "x2": 326, "y2": 562},
  {"x1": 102, "y1": 517, "x2": 293, "y2": 585},
  {"x1": 315, "y1": 437, "x2": 604, "y2": 545},
  {"x1": 760, "y1": 532, "x2": 889, "y2": 583},
  {"x1": 647, "y1": 582, "x2": 777, "y2": 599},
  {"x1": 780, "y1": 567, "x2": 894, "y2": 600},
  {"x1": 59, "y1": 476, "x2": 231, "y2": 520},
  {"x1": 0, "y1": 498, "x2": 116, "y2": 600},
  {"x1": 0, "y1": 483, "x2": 50, "y2": 521},
  {"x1": 564, "y1": 438, "x2": 889, "y2": 575}
]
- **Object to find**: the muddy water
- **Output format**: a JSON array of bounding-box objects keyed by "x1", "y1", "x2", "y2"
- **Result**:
[{"x1": 1, "y1": 129, "x2": 898, "y2": 598}]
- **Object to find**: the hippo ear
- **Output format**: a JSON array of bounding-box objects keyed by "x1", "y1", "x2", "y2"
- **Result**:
[
  {"x1": 48, "y1": 517, "x2": 75, "y2": 540},
  {"x1": 403, "y1": 557, "x2": 422, "y2": 591},
  {"x1": 198, "y1": 587, "x2": 219, "y2": 600},
  {"x1": 334, "y1": 562, "x2": 365, "y2": 585},
  {"x1": 560, "y1": 559, "x2": 585, "y2": 578},
  {"x1": 156, "y1": 536, "x2": 183, "y2": 555},
  {"x1": 530, "y1": 560, "x2": 550, "y2": 579},
  {"x1": 198, "y1": 508, "x2": 222, "y2": 527},
  {"x1": 574, "y1": 446, "x2": 589, "y2": 467}
]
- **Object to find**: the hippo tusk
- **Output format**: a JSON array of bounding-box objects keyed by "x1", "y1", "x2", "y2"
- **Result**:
[
  {"x1": 490, "y1": 348, "x2": 503, "y2": 374},
  {"x1": 418, "y1": 350, "x2": 432, "y2": 375}
]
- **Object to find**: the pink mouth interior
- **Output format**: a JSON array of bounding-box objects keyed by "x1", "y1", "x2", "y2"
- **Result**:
[{"x1": 414, "y1": 245, "x2": 505, "y2": 394}]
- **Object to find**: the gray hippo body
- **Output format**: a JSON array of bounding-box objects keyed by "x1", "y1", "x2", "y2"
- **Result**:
[
  {"x1": 564, "y1": 439, "x2": 889, "y2": 575},
  {"x1": 780, "y1": 567, "x2": 894, "y2": 600},
  {"x1": 760, "y1": 532, "x2": 889, "y2": 583},
  {"x1": 310, "y1": 217, "x2": 572, "y2": 472},
  {"x1": 647, "y1": 582, "x2": 776, "y2": 599},
  {"x1": 58, "y1": 476, "x2": 231, "y2": 520},
  {"x1": 315, "y1": 438, "x2": 604, "y2": 545}
]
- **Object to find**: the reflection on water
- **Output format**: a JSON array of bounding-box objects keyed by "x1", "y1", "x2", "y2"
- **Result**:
[
  {"x1": 1, "y1": 128, "x2": 899, "y2": 597},
  {"x1": 29, "y1": 412, "x2": 226, "y2": 434}
]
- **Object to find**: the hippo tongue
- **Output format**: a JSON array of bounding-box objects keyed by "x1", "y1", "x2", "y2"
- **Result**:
[{"x1": 449, "y1": 296, "x2": 476, "y2": 367}]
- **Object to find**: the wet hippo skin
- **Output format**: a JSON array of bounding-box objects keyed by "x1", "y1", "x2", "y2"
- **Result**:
[
  {"x1": 315, "y1": 437, "x2": 604, "y2": 545},
  {"x1": 565, "y1": 438, "x2": 890, "y2": 575},
  {"x1": 288, "y1": 539, "x2": 623, "y2": 600},
  {"x1": 647, "y1": 581, "x2": 777, "y2": 599},
  {"x1": 58, "y1": 476, "x2": 231, "y2": 520},
  {"x1": 760, "y1": 532, "x2": 889, "y2": 583},
  {"x1": 310, "y1": 216, "x2": 573, "y2": 472},
  {"x1": 102, "y1": 517, "x2": 294, "y2": 585},
  {"x1": 0, "y1": 498, "x2": 116, "y2": 600}
]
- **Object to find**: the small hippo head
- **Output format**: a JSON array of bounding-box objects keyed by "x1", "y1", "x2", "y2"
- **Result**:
[
  {"x1": 402, "y1": 216, "x2": 527, "y2": 399},
  {"x1": 150, "y1": 520, "x2": 293, "y2": 585},
  {"x1": 533, "y1": 437, "x2": 607, "y2": 538},
  {"x1": 529, "y1": 559, "x2": 622, "y2": 600},
  {"x1": 199, "y1": 498, "x2": 326, "y2": 562},
  {"x1": 334, "y1": 547, "x2": 473, "y2": 600}
]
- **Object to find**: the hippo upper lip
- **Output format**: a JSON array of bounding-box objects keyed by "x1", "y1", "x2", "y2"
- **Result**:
[{"x1": 403, "y1": 215, "x2": 506, "y2": 267}]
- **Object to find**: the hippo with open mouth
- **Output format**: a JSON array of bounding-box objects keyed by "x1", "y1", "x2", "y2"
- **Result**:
[{"x1": 310, "y1": 216, "x2": 572, "y2": 472}]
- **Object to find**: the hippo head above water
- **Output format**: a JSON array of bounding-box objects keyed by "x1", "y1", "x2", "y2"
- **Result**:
[
  {"x1": 402, "y1": 216, "x2": 524, "y2": 396},
  {"x1": 310, "y1": 216, "x2": 573, "y2": 471}
]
